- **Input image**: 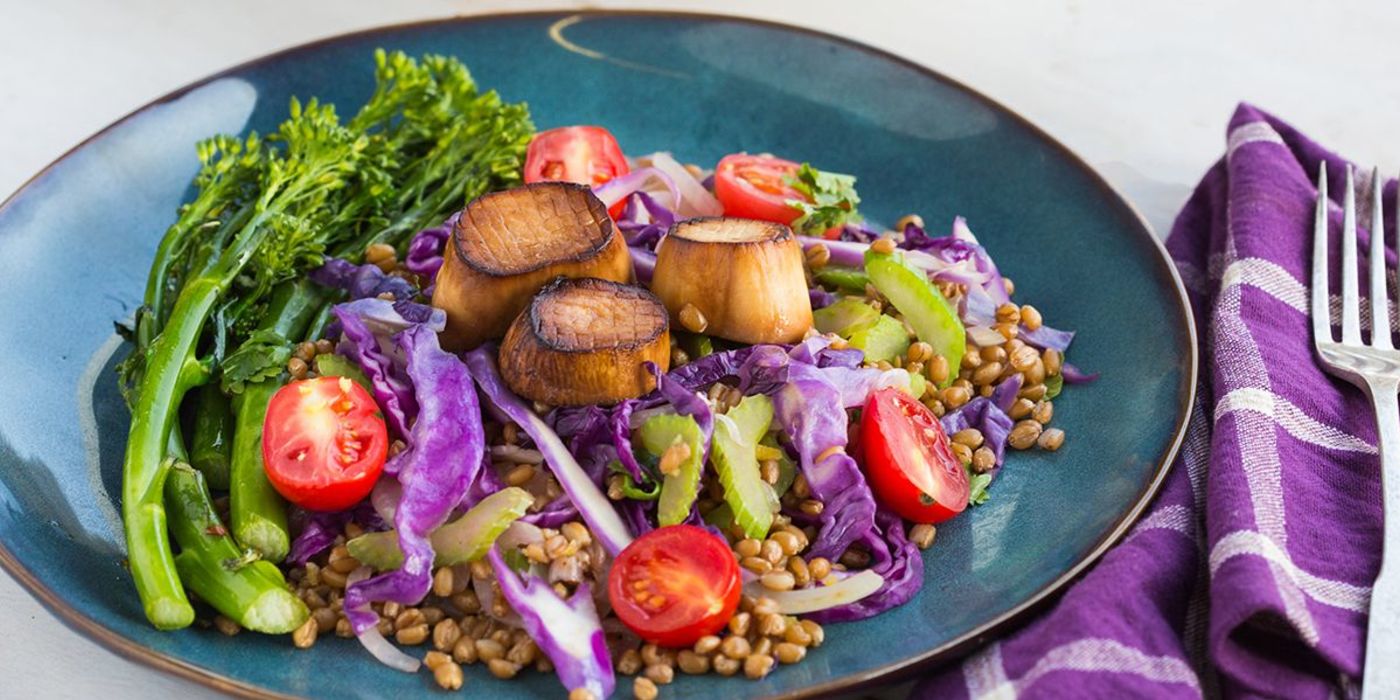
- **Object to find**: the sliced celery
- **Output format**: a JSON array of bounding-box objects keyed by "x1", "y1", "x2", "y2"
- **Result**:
[
  {"x1": 865, "y1": 251, "x2": 965, "y2": 385},
  {"x1": 347, "y1": 487, "x2": 533, "y2": 570},
  {"x1": 710, "y1": 395, "x2": 775, "y2": 540},
  {"x1": 813, "y1": 268, "x2": 871, "y2": 292},
  {"x1": 813, "y1": 297, "x2": 879, "y2": 337},
  {"x1": 847, "y1": 314, "x2": 911, "y2": 363},
  {"x1": 639, "y1": 414, "x2": 705, "y2": 527}
]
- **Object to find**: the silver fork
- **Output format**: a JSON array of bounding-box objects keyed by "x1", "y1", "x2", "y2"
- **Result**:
[{"x1": 1311, "y1": 163, "x2": 1400, "y2": 698}]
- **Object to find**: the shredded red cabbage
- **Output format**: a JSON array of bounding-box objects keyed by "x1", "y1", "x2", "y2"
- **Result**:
[
  {"x1": 807, "y1": 508, "x2": 922, "y2": 622},
  {"x1": 465, "y1": 347, "x2": 635, "y2": 556},
  {"x1": 836, "y1": 221, "x2": 882, "y2": 242},
  {"x1": 739, "y1": 344, "x2": 877, "y2": 560},
  {"x1": 288, "y1": 503, "x2": 386, "y2": 565},
  {"x1": 616, "y1": 191, "x2": 677, "y2": 252},
  {"x1": 403, "y1": 212, "x2": 458, "y2": 283},
  {"x1": 942, "y1": 397, "x2": 1014, "y2": 468},
  {"x1": 630, "y1": 247, "x2": 656, "y2": 285},
  {"x1": 991, "y1": 374, "x2": 1024, "y2": 413},
  {"x1": 344, "y1": 325, "x2": 484, "y2": 634},
  {"x1": 310, "y1": 257, "x2": 418, "y2": 301},
  {"x1": 646, "y1": 361, "x2": 714, "y2": 459},
  {"x1": 667, "y1": 347, "x2": 757, "y2": 391},
  {"x1": 333, "y1": 299, "x2": 444, "y2": 443},
  {"x1": 487, "y1": 548, "x2": 615, "y2": 698},
  {"x1": 1062, "y1": 362, "x2": 1100, "y2": 383},
  {"x1": 1019, "y1": 323, "x2": 1076, "y2": 352}
]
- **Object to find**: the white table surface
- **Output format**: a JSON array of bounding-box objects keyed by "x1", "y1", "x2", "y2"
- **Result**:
[{"x1": 2, "y1": 1, "x2": 1398, "y2": 697}]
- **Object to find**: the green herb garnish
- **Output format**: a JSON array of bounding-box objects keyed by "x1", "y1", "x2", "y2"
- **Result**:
[{"x1": 786, "y1": 163, "x2": 862, "y2": 234}]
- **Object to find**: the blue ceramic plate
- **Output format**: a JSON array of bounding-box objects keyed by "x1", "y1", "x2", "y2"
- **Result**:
[{"x1": 0, "y1": 11, "x2": 1194, "y2": 699}]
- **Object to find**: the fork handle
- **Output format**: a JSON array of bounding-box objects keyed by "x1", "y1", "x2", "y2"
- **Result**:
[{"x1": 1364, "y1": 379, "x2": 1400, "y2": 698}]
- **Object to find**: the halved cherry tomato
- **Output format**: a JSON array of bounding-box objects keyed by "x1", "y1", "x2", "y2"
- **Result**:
[
  {"x1": 261, "y1": 376, "x2": 388, "y2": 512},
  {"x1": 713, "y1": 153, "x2": 810, "y2": 225},
  {"x1": 524, "y1": 126, "x2": 630, "y2": 218},
  {"x1": 858, "y1": 388, "x2": 969, "y2": 523},
  {"x1": 607, "y1": 524, "x2": 741, "y2": 647}
]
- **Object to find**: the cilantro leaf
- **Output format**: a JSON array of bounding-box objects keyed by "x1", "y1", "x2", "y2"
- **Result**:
[
  {"x1": 219, "y1": 329, "x2": 292, "y2": 394},
  {"x1": 967, "y1": 467, "x2": 993, "y2": 506},
  {"x1": 785, "y1": 163, "x2": 862, "y2": 235}
]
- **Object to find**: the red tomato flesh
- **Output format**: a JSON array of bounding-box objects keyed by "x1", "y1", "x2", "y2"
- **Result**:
[
  {"x1": 713, "y1": 153, "x2": 810, "y2": 225},
  {"x1": 858, "y1": 388, "x2": 969, "y2": 523},
  {"x1": 524, "y1": 126, "x2": 630, "y2": 218},
  {"x1": 262, "y1": 376, "x2": 388, "y2": 512},
  {"x1": 607, "y1": 525, "x2": 741, "y2": 647}
]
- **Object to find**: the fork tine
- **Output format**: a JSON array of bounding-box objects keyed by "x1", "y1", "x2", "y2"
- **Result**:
[
  {"x1": 1313, "y1": 162, "x2": 1333, "y2": 344},
  {"x1": 1341, "y1": 165, "x2": 1363, "y2": 345},
  {"x1": 1371, "y1": 167, "x2": 1393, "y2": 348}
]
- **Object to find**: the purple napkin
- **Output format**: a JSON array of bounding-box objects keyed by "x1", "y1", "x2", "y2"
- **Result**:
[{"x1": 914, "y1": 104, "x2": 1393, "y2": 699}]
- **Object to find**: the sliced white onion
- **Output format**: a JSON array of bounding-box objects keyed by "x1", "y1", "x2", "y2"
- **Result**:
[
  {"x1": 356, "y1": 627, "x2": 422, "y2": 673},
  {"x1": 952, "y1": 215, "x2": 978, "y2": 242},
  {"x1": 966, "y1": 325, "x2": 1007, "y2": 348},
  {"x1": 713, "y1": 413, "x2": 741, "y2": 444},
  {"x1": 347, "y1": 567, "x2": 422, "y2": 673},
  {"x1": 874, "y1": 368, "x2": 917, "y2": 396},
  {"x1": 637, "y1": 152, "x2": 723, "y2": 217},
  {"x1": 592, "y1": 167, "x2": 679, "y2": 209},
  {"x1": 474, "y1": 574, "x2": 523, "y2": 626},
  {"x1": 466, "y1": 349, "x2": 636, "y2": 557},
  {"x1": 490, "y1": 444, "x2": 545, "y2": 464},
  {"x1": 496, "y1": 520, "x2": 544, "y2": 551},
  {"x1": 370, "y1": 478, "x2": 402, "y2": 523},
  {"x1": 744, "y1": 570, "x2": 884, "y2": 614}
]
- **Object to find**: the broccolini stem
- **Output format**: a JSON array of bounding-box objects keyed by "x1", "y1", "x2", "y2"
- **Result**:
[
  {"x1": 302, "y1": 299, "x2": 338, "y2": 343},
  {"x1": 122, "y1": 277, "x2": 221, "y2": 629},
  {"x1": 165, "y1": 461, "x2": 309, "y2": 634},
  {"x1": 227, "y1": 279, "x2": 325, "y2": 562},
  {"x1": 229, "y1": 380, "x2": 288, "y2": 562},
  {"x1": 188, "y1": 385, "x2": 234, "y2": 490}
]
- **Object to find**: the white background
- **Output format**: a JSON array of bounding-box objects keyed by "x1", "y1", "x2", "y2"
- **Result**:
[{"x1": 2, "y1": 1, "x2": 1398, "y2": 697}]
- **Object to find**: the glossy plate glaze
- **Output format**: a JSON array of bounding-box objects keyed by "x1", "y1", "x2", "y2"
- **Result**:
[{"x1": 0, "y1": 11, "x2": 1194, "y2": 699}]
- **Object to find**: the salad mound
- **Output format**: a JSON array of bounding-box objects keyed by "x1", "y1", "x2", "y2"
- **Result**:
[{"x1": 116, "y1": 51, "x2": 1090, "y2": 698}]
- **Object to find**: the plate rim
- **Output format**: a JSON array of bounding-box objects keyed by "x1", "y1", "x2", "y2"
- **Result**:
[{"x1": 0, "y1": 9, "x2": 1198, "y2": 699}]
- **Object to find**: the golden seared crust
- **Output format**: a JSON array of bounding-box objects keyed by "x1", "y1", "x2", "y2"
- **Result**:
[
  {"x1": 432, "y1": 183, "x2": 633, "y2": 351},
  {"x1": 499, "y1": 277, "x2": 670, "y2": 406},
  {"x1": 529, "y1": 278, "x2": 668, "y2": 353},
  {"x1": 651, "y1": 218, "x2": 812, "y2": 345},
  {"x1": 452, "y1": 182, "x2": 614, "y2": 276},
  {"x1": 670, "y1": 216, "x2": 791, "y2": 245}
]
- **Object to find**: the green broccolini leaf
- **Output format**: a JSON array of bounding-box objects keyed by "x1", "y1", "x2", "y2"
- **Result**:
[
  {"x1": 118, "y1": 134, "x2": 268, "y2": 408},
  {"x1": 219, "y1": 330, "x2": 291, "y2": 394},
  {"x1": 120, "y1": 51, "x2": 536, "y2": 629},
  {"x1": 786, "y1": 163, "x2": 862, "y2": 235}
]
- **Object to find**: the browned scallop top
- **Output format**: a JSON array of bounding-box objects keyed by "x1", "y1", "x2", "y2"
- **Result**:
[
  {"x1": 669, "y1": 216, "x2": 792, "y2": 244},
  {"x1": 453, "y1": 182, "x2": 614, "y2": 276},
  {"x1": 530, "y1": 277, "x2": 668, "y2": 353}
]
